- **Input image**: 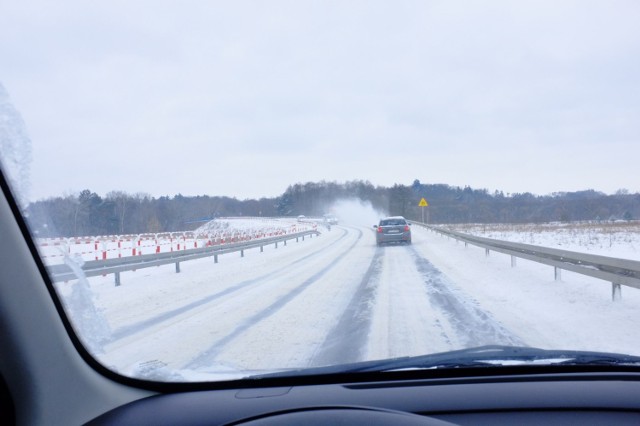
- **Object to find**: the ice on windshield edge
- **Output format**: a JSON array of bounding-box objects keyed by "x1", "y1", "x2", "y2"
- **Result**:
[{"x1": 0, "y1": 82, "x2": 32, "y2": 209}]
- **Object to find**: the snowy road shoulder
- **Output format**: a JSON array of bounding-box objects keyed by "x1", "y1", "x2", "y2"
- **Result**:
[{"x1": 412, "y1": 226, "x2": 640, "y2": 355}]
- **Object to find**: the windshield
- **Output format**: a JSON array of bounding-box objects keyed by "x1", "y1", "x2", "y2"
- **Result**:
[{"x1": 1, "y1": 1, "x2": 639, "y2": 383}]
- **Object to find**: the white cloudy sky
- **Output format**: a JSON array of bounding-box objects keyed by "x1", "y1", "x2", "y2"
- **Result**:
[{"x1": 1, "y1": 0, "x2": 639, "y2": 201}]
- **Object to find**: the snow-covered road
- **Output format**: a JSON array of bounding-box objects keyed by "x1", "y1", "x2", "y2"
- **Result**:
[{"x1": 58, "y1": 223, "x2": 640, "y2": 381}]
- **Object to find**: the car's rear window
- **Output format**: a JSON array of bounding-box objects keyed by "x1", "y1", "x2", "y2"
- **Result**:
[{"x1": 380, "y1": 219, "x2": 406, "y2": 226}]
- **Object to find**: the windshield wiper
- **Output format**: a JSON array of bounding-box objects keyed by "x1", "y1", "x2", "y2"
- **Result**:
[
  {"x1": 249, "y1": 345, "x2": 640, "y2": 379},
  {"x1": 354, "y1": 345, "x2": 640, "y2": 372}
]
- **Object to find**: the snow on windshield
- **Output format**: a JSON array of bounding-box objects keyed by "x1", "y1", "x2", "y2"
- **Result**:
[{"x1": 0, "y1": 83, "x2": 31, "y2": 209}]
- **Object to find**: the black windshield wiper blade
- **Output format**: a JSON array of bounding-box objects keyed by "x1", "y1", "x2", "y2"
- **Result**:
[
  {"x1": 552, "y1": 352, "x2": 640, "y2": 366},
  {"x1": 354, "y1": 345, "x2": 640, "y2": 372},
  {"x1": 248, "y1": 345, "x2": 640, "y2": 379}
]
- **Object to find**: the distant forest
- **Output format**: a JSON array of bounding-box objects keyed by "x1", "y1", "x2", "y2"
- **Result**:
[{"x1": 26, "y1": 180, "x2": 640, "y2": 238}]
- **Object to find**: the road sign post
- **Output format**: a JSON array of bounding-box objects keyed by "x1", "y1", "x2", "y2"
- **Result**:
[{"x1": 418, "y1": 198, "x2": 429, "y2": 223}]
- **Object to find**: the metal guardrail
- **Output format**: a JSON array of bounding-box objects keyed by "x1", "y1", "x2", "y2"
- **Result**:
[
  {"x1": 48, "y1": 230, "x2": 321, "y2": 285},
  {"x1": 409, "y1": 221, "x2": 640, "y2": 301}
]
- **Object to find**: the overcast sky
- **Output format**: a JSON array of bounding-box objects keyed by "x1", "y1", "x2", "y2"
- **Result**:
[{"x1": 1, "y1": 1, "x2": 639, "y2": 201}]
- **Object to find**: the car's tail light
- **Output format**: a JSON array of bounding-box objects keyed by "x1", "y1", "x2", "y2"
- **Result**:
[
  {"x1": 377, "y1": 227, "x2": 383, "y2": 233},
  {"x1": 404, "y1": 225, "x2": 410, "y2": 231}
]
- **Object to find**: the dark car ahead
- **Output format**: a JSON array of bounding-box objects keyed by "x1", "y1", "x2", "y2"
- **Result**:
[{"x1": 374, "y1": 216, "x2": 411, "y2": 245}]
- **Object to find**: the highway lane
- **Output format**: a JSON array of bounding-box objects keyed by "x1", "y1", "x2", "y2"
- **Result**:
[{"x1": 78, "y1": 224, "x2": 521, "y2": 380}]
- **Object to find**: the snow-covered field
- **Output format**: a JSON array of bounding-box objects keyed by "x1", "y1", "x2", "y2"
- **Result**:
[
  {"x1": 53, "y1": 209, "x2": 640, "y2": 383},
  {"x1": 443, "y1": 221, "x2": 640, "y2": 261}
]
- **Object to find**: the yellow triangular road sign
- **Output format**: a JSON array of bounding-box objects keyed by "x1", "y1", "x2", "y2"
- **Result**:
[{"x1": 418, "y1": 198, "x2": 428, "y2": 207}]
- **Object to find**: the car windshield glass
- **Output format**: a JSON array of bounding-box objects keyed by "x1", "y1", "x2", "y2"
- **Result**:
[{"x1": 1, "y1": 2, "x2": 639, "y2": 384}]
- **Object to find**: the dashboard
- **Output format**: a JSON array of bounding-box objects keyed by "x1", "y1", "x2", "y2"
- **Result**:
[{"x1": 87, "y1": 371, "x2": 640, "y2": 425}]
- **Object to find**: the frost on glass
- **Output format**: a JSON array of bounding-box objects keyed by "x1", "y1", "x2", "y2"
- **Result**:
[{"x1": 0, "y1": 82, "x2": 32, "y2": 209}]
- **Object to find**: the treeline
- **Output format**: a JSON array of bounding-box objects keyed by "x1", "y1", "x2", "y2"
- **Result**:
[
  {"x1": 276, "y1": 180, "x2": 639, "y2": 224},
  {"x1": 406, "y1": 181, "x2": 639, "y2": 224},
  {"x1": 27, "y1": 190, "x2": 278, "y2": 238},
  {"x1": 26, "y1": 180, "x2": 640, "y2": 238}
]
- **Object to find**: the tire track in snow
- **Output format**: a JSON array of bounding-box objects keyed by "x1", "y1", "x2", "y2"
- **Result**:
[
  {"x1": 109, "y1": 228, "x2": 351, "y2": 341},
  {"x1": 410, "y1": 247, "x2": 525, "y2": 348},
  {"x1": 309, "y1": 247, "x2": 384, "y2": 367},
  {"x1": 366, "y1": 245, "x2": 451, "y2": 359},
  {"x1": 184, "y1": 228, "x2": 364, "y2": 370}
]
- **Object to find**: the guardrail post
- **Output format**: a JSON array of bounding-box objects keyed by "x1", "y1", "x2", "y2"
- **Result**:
[
  {"x1": 175, "y1": 262, "x2": 180, "y2": 273},
  {"x1": 115, "y1": 272, "x2": 121, "y2": 287},
  {"x1": 241, "y1": 249, "x2": 244, "y2": 257},
  {"x1": 511, "y1": 256, "x2": 516, "y2": 267},
  {"x1": 554, "y1": 267, "x2": 562, "y2": 281},
  {"x1": 275, "y1": 242, "x2": 278, "y2": 249},
  {"x1": 296, "y1": 237, "x2": 299, "y2": 242},
  {"x1": 214, "y1": 254, "x2": 218, "y2": 263},
  {"x1": 612, "y1": 283, "x2": 622, "y2": 301},
  {"x1": 284, "y1": 240, "x2": 287, "y2": 246},
  {"x1": 465, "y1": 242, "x2": 468, "y2": 248},
  {"x1": 302, "y1": 235, "x2": 305, "y2": 241},
  {"x1": 485, "y1": 248, "x2": 490, "y2": 257},
  {"x1": 260, "y1": 245, "x2": 264, "y2": 253}
]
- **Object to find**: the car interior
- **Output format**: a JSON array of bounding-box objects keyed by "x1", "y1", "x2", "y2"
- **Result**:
[{"x1": 2, "y1": 169, "x2": 640, "y2": 426}]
